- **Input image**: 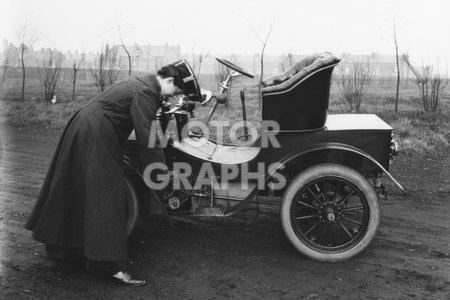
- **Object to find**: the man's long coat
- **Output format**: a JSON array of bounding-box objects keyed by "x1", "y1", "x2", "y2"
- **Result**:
[{"x1": 26, "y1": 75, "x2": 165, "y2": 261}]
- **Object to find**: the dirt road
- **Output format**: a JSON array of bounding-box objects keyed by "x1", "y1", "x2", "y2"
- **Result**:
[{"x1": 1, "y1": 127, "x2": 449, "y2": 299}]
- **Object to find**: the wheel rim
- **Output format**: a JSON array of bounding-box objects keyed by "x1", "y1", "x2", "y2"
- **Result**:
[
  {"x1": 290, "y1": 176, "x2": 370, "y2": 253},
  {"x1": 125, "y1": 187, "x2": 133, "y2": 234},
  {"x1": 124, "y1": 177, "x2": 138, "y2": 236}
]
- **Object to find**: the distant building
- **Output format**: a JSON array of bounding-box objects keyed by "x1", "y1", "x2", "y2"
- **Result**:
[
  {"x1": 0, "y1": 39, "x2": 409, "y2": 78},
  {"x1": 338, "y1": 53, "x2": 409, "y2": 77}
]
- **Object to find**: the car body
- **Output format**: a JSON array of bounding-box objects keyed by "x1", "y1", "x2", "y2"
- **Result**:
[{"x1": 122, "y1": 53, "x2": 403, "y2": 262}]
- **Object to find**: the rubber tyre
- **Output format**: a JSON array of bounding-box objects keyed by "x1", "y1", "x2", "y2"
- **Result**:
[
  {"x1": 124, "y1": 175, "x2": 139, "y2": 236},
  {"x1": 280, "y1": 163, "x2": 380, "y2": 262}
]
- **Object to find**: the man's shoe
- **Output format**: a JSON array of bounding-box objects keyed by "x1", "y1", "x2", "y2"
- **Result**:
[{"x1": 111, "y1": 271, "x2": 146, "y2": 287}]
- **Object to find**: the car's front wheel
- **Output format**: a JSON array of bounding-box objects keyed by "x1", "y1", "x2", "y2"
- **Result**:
[
  {"x1": 280, "y1": 163, "x2": 380, "y2": 262},
  {"x1": 124, "y1": 175, "x2": 139, "y2": 236}
]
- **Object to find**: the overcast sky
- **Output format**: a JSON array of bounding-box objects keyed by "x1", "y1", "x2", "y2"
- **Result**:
[{"x1": 2, "y1": 0, "x2": 449, "y2": 69}]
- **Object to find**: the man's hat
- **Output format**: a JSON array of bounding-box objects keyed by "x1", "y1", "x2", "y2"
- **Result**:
[{"x1": 174, "y1": 60, "x2": 202, "y2": 102}]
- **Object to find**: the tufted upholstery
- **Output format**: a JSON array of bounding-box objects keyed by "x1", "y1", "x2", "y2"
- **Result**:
[{"x1": 261, "y1": 52, "x2": 340, "y2": 94}]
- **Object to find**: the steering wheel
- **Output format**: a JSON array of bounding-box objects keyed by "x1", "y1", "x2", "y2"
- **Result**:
[{"x1": 216, "y1": 58, "x2": 255, "y2": 78}]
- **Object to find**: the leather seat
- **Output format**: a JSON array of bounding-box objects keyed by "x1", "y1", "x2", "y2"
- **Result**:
[
  {"x1": 262, "y1": 52, "x2": 340, "y2": 94},
  {"x1": 261, "y1": 52, "x2": 340, "y2": 130}
]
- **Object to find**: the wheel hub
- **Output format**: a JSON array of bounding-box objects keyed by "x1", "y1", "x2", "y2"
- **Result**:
[
  {"x1": 327, "y1": 212, "x2": 336, "y2": 222},
  {"x1": 319, "y1": 201, "x2": 341, "y2": 223}
]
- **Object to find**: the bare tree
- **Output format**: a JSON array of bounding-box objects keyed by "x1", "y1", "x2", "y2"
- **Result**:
[
  {"x1": 154, "y1": 56, "x2": 161, "y2": 73},
  {"x1": 249, "y1": 22, "x2": 275, "y2": 107},
  {"x1": 145, "y1": 46, "x2": 151, "y2": 73},
  {"x1": 16, "y1": 24, "x2": 40, "y2": 100},
  {"x1": 337, "y1": 58, "x2": 372, "y2": 112},
  {"x1": 38, "y1": 49, "x2": 64, "y2": 102},
  {"x1": 194, "y1": 52, "x2": 207, "y2": 80},
  {"x1": 0, "y1": 51, "x2": 12, "y2": 97},
  {"x1": 393, "y1": 20, "x2": 401, "y2": 111},
  {"x1": 402, "y1": 54, "x2": 448, "y2": 112},
  {"x1": 279, "y1": 52, "x2": 295, "y2": 72},
  {"x1": 380, "y1": 19, "x2": 403, "y2": 110},
  {"x1": 67, "y1": 53, "x2": 85, "y2": 101},
  {"x1": 190, "y1": 49, "x2": 207, "y2": 80},
  {"x1": 119, "y1": 41, "x2": 132, "y2": 76},
  {"x1": 135, "y1": 43, "x2": 140, "y2": 75},
  {"x1": 88, "y1": 44, "x2": 122, "y2": 93},
  {"x1": 215, "y1": 61, "x2": 228, "y2": 83},
  {"x1": 116, "y1": 24, "x2": 133, "y2": 76}
]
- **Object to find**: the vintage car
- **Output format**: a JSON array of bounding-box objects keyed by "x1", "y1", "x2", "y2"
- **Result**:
[{"x1": 122, "y1": 52, "x2": 403, "y2": 262}]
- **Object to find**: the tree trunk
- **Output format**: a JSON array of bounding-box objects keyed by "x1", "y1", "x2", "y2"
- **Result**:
[
  {"x1": 258, "y1": 46, "x2": 266, "y2": 109},
  {"x1": 394, "y1": 28, "x2": 400, "y2": 112},
  {"x1": 123, "y1": 46, "x2": 132, "y2": 76},
  {"x1": 72, "y1": 66, "x2": 78, "y2": 101},
  {"x1": 21, "y1": 45, "x2": 26, "y2": 101}
]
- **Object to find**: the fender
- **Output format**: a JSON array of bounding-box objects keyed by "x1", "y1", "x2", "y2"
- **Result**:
[{"x1": 266, "y1": 142, "x2": 405, "y2": 194}]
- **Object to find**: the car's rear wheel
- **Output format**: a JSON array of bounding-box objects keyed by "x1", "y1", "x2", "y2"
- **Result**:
[
  {"x1": 124, "y1": 175, "x2": 139, "y2": 236},
  {"x1": 281, "y1": 163, "x2": 380, "y2": 262}
]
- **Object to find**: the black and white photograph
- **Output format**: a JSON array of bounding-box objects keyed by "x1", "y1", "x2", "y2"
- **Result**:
[{"x1": 0, "y1": 0, "x2": 449, "y2": 298}]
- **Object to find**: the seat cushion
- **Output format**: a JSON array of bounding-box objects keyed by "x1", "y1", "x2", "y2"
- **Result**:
[{"x1": 261, "y1": 52, "x2": 340, "y2": 94}]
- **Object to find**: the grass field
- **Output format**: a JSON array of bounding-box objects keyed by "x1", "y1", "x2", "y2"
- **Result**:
[{"x1": 1, "y1": 74, "x2": 449, "y2": 153}]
